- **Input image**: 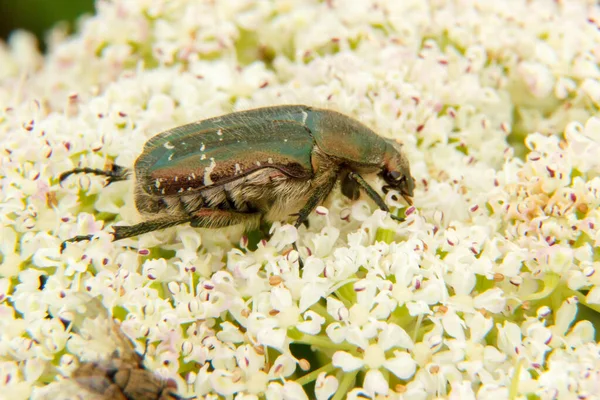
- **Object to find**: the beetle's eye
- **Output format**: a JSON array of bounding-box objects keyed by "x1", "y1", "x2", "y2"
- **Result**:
[{"x1": 389, "y1": 171, "x2": 404, "y2": 181}]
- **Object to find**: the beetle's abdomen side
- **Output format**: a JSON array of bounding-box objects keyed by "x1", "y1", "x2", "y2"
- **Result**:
[{"x1": 134, "y1": 167, "x2": 313, "y2": 224}]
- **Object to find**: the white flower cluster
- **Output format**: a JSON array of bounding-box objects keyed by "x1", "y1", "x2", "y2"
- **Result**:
[{"x1": 1, "y1": 0, "x2": 599, "y2": 399}]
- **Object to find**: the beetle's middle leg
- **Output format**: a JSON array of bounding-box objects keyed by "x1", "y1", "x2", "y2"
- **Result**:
[{"x1": 293, "y1": 172, "x2": 339, "y2": 229}]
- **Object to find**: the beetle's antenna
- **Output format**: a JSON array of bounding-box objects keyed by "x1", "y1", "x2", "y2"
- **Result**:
[{"x1": 59, "y1": 164, "x2": 130, "y2": 186}]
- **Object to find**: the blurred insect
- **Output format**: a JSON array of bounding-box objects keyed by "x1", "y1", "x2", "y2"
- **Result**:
[
  {"x1": 60, "y1": 105, "x2": 414, "y2": 250},
  {"x1": 35, "y1": 295, "x2": 190, "y2": 400}
]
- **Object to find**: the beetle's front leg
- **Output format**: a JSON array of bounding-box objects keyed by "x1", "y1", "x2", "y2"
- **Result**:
[
  {"x1": 59, "y1": 164, "x2": 131, "y2": 186},
  {"x1": 347, "y1": 172, "x2": 405, "y2": 222}
]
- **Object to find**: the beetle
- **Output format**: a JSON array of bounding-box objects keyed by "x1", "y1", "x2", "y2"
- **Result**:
[
  {"x1": 37, "y1": 295, "x2": 190, "y2": 400},
  {"x1": 60, "y1": 105, "x2": 414, "y2": 249}
]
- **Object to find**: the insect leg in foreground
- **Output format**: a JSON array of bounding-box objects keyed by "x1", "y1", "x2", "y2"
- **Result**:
[
  {"x1": 60, "y1": 216, "x2": 194, "y2": 251},
  {"x1": 61, "y1": 208, "x2": 261, "y2": 250},
  {"x1": 290, "y1": 171, "x2": 339, "y2": 263}
]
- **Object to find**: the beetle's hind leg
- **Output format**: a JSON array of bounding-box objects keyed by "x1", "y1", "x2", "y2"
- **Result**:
[
  {"x1": 61, "y1": 210, "x2": 261, "y2": 251},
  {"x1": 59, "y1": 164, "x2": 130, "y2": 186},
  {"x1": 60, "y1": 217, "x2": 194, "y2": 251}
]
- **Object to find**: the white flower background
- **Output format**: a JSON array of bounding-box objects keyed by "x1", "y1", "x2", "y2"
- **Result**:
[{"x1": 1, "y1": 0, "x2": 600, "y2": 399}]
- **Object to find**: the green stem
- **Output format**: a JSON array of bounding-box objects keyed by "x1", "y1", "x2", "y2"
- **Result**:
[
  {"x1": 509, "y1": 357, "x2": 524, "y2": 400},
  {"x1": 332, "y1": 370, "x2": 358, "y2": 400},
  {"x1": 296, "y1": 363, "x2": 336, "y2": 386},
  {"x1": 295, "y1": 334, "x2": 359, "y2": 353},
  {"x1": 562, "y1": 287, "x2": 600, "y2": 314},
  {"x1": 523, "y1": 273, "x2": 559, "y2": 301}
]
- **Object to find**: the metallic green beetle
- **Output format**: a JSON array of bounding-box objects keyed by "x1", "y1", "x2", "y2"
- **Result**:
[{"x1": 60, "y1": 105, "x2": 414, "y2": 247}]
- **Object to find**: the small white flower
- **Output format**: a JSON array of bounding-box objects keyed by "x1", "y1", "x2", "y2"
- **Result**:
[
  {"x1": 332, "y1": 323, "x2": 417, "y2": 380},
  {"x1": 314, "y1": 373, "x2": 338, "y2": 400}
]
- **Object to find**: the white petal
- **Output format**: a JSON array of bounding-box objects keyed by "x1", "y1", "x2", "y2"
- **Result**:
[
  {"x1": 315, "y1": 373, "x2": 339, "y2": 400},
  {"x1": 483, "y1": 346, "x2": 506, "y2": 364},
  {"x1": 325, "y1": 322, "x2": 346, "y2": 344},
  {"x1": 297, "y1": 310, "x2": 325, "y2": 335},
  {"x1": 269, "y1": 224, "x2": 298, "y2": 251},
  {"x1": 554, "y1": 298, "x2": 578, "y2": 335},
  {"x1": 466, "y1": 312, "x2": 493, "y2": 343},
  {"x1": 332, "y1": 351, "x2": 364, "y2": 372},
  {"x1": 209, "y1": 369, "x2": 246, "y2": 395},
  {"x1": 378, "y1": 323, "x2": 414, "y2": 351},
  {"x1": 271, "y1": 287, "x2": 293, "y2": 310},
  {"x1": 271, "y1": 354, "x2": 299, "y2": 378},
  {"x1": 406, "y1": 300, "x2": 433, "y2": 316},
  {"x1": 442, "y1": 309, "x2": 466, "y2": 341},
  {"x1": 449, "y1": 380, "x2": 476, "y2": 400},
  {"x1": 257, "y1": 327, "x2": 287, "y2": 351},
  {"x1": 299, "y1": 283, "x2": 328, "y2": 312},
  {"x1": 383, "y1": 351, "x2": 417, "y2": 379},
  {"x1": 473, "y1": 288, "x2": 505, "y2": 313},
  {"x1": 585, "y1": 285, "x2": 600, "y2": 304},
  {"x1": 326, "y1": 297, "x2": 348, "y2": 321},
  {"x1": 363, "y1": 369, "x2": 389, "y2": 396},
  {"x1": 346, "y1": 326, "x2": 370, "y2": 349},
  {"x1": 282, "y1": 380, "x2": 309, "y2": 400}
]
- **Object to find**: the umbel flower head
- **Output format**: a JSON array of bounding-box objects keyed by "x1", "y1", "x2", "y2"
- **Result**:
[{"x1": 1, "y1": 1, "x2": 600, "y2": 399}]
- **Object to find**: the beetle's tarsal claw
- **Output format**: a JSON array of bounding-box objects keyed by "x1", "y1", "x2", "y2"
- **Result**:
[
  {"x1": 292, "y1": 242, "x2": 304, "y2": 268},
  {"x1": 60, "y1": 234, "x2": 95, "y2": 252}
]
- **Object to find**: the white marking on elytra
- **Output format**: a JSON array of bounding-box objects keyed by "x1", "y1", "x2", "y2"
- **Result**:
[
  {"x1": 155, "y1": 179, "x2": 161, "y2": 188},
  {"x1": 201, "y1": 154, "x2": 207, "y2": 160},
  {"x1": 217, "y1": 129, "x2": 223, "y2": 136},
  {"x1": 301, "y1": 111, "x2": 308, "y2": 124},
  {"x1": 204, "y1": 158, "x2": 217, "y2": 185},
  {"x1": 255, "y1": 161, "x2": 261, "y2": 166},
  {"x1": 161, "y1": 189, "x2": 165, "y2": 194},
  {"x1": 178, "y1": 188, "x2": 184, "y2": 193},
  {"x1": 168, "y1": 153, "x2": 174, "y2": 160},
  {"x1": 284, "y1": 139, "x2": 288, "y2": 143},
  {"x1": 235, "y1": 163, "x2": 242, "y2": 174},
  {"x1": 174, "y1": 176, "x2": 178, "y2": 182},
  {"x1": 200, "y1": 143, "x2": 205, "y2": 151},
  {"x1": 268, "y1": 157, "x2": 273, "y2": 164},
  {"x1": 163, "y1": 142, "x2": 175, "y2": 149}
]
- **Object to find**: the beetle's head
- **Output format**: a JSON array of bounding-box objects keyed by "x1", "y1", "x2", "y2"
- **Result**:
[{"x1": 381, "y1": 140, "x2": 414, "y2": 205}]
